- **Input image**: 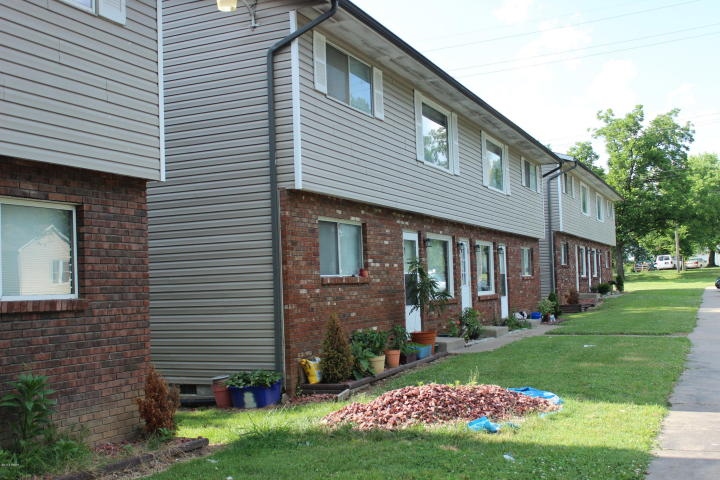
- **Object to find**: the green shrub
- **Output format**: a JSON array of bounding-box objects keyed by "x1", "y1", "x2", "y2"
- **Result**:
[
  {"x1": 597, "y1": 282, "x2": 612, "y2": 295},
  {"x1": 319, "y1": 314, "x2": 354, "y2": 383}
]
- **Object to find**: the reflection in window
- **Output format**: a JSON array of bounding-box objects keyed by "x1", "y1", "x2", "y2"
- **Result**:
[
  {"x1": 421, "y1": 103, "x2": 449, "y2": 169},
  {"x1": 1, "y1": 201, "x2": 76, "y2": 298},
  {"x1": 319, "y1": 220, "x2": 363, "y2": 276},
  {"x1": 476, "y1": 242, "x2": 494, "y2": 294}
]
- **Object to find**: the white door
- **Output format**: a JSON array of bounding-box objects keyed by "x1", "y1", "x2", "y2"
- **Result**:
[
  {"x1": 498, "y1": 244, "x2": 509, "y2": 319},
  {"x1": 458, "y1": 239, "x2": 471, "y2": 312},
  {"x1": 403, "y1": 231, "x2": 421, "y2": 332}
]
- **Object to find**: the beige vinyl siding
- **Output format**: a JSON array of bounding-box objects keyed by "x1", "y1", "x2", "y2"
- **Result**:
[
  {"x1": 286, "y1": 30, "x2": 546, "y2": 238},
  {"x1": 0, "y1": 0, "x2": 161, "y2": 180},
  {"x1": 560, "y1": 175, "x2": 617, "y2": 246},
  {"x1": 149, "y1": 0, "x2": 294, "y2": 385}
]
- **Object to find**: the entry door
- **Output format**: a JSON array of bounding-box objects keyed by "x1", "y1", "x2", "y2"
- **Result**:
[
  {"x1": 498, "y1": 244, "x2": 509, "y2": 319},
  {"x1": 403, "y1": 232, "x2": 421, "y2": 332},
  {"x1": 458, "y1": 239, "x2": 471, "y2": 312}
]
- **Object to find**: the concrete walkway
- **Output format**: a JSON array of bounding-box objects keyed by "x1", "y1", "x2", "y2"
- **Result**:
[
  {"x1": 646, "y1": 286, "x2": 720, "y2": 479},
  {"x1": 441, "y1": 321, "x2": 559, "y2": 354}
]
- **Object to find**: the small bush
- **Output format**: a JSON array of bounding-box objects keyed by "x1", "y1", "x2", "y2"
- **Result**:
[
  {"x1": 615, "y1": 275, "x2": 625, "y2": 292},
  {"x1": 566, "y1": 288, "x2": 580, "y2": 304},
  {"x1": 596, "y1": 282, "x2": 612, "y2": 295},
  {"x1": 136, "y1": 365, "x2": 180, "y2": 436},
  {"x1": 319, "y1": 314, "x2": 354, "y2": 383},
  {"x1": 458, "y1": 308, "x2": 483, "y2": 340}
]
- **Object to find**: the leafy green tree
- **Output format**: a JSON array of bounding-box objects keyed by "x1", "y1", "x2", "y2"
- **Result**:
[
  {"x1": 685, "y1": 153, "x2": 720, "y2": 266},
  {"x1": 593, "y1": 105, "x2": 694, "y2": 278},
  {"x1": 567, "y1": 141, "x2": 606, "y2": 178}
]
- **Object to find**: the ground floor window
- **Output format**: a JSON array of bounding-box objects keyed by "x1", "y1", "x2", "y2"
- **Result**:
[
  {"x1": 560, "y1": 242, "x2": 569, "y2": 265},
  {"x1": 319, "y1": 219, "x2": 363, "y2": 276},
  {"x1": 426, "y1": 234, "x2": 453, "y2": 296},
  {"x1": 521, "y1": 247, "x2": 533, "y2": 277},
  {"x1": 475, "y1": 241, "x2": 494, "y2": 294},
  {"x1": 1, "y1": 198, "x2": 77, "y2": 299}
]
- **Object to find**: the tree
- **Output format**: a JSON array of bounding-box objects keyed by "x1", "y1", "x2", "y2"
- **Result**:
[
  {"x1": 567, "y1": 141, "x2": 605, "y2": 178},
  {"x1": 685, "y1": 153, "x2": 720, "y2": 266},
  {"x1": 593, "y1": 105, "x2": 694, "y2": 278}
]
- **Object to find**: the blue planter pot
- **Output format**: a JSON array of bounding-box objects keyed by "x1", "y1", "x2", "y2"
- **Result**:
[
  {"x1": 416, "y1": 344, "x2": 432, "y2": 359},
  {"x1": 228, "y1": 380, "x2": 282, "y2": 409}
]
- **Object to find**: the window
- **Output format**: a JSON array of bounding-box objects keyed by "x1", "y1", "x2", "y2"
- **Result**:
[
  {"x1": 591, "y1": 249, "x2": 598, "y2": 277},
  {"x1": 314, "y1": 32, "x2": 383, "y2": 119},
  {"x1": 414, "y1": 91, "x2": 458, "y2": 173},
  {"x1": 319, "y1": 220, "x2": 363, "y2": 276},
  {"x1": 563, "y1": 173, "x2": 575, "y2": 197},
  {"x1": 596, "y1": 194, "x2": 604, "y2": 221},
  {"x1": 560, "y1": 242, "x2": 569, "y2": 266},
  {"x1": 475, "y1": 241, "x2": 494, "y2": 294},
  {"x1": 521, "y1": 247, "x2": 533, "y2": 276},
  {"x1": 521, "y1": 157, "x2": 539, "y2": 192},
  {"x1": 426, "y1": 235, "x2": 453, "y2": 296},
  {"x1": 580, "y1": 183, "x2": 589, "y2": 215},
  {"x1": 606, "y1": 200, "x2": 614, "y2": 218},
  {"x1": 482, "y1": 132, "x2": 508, "y2": 193},
  {"x1": 1, "y1": 198, "x2": 77, "y2": 300},
  {"x1": 578, "y1": 246, "x2": 587, "y2": 277},
  {"x1": 61, "y1": 0, "x2": 126, "y2": 24}
]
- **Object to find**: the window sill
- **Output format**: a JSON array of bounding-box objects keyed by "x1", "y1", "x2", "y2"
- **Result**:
[
  {"x1": 477, "y1": 294, "x2": 499, "y2": 301},
  {"x1": 321, "y1": 276, "x2": 371, "y2": 286},
  {"x1": 0, "y1": 299, "x2": 88, "y2": 314}
]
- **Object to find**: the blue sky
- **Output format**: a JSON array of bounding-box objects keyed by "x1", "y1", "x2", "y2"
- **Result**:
[{"x1": 353, "y1": 0, "x2": 720, "y2": 169}]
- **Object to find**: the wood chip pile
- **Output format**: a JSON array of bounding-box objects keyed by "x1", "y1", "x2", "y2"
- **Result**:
[{"x1": 322, "y1": 383, "x2": 560, "y2": 431}]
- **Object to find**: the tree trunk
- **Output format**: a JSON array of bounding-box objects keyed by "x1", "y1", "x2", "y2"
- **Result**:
[
  {"x1": 614, "y1": 243, "x2": 625, "y2": 281},
  {"x1": 708, "y1": 249, "x2": 717, "y2": 268}
]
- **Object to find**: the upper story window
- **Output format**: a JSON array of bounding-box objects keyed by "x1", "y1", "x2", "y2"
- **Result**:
[
  {"x1": 521, "y1": 157, "x2": 540, "y2": 192},
  {"x1": 1, "y1": 198, "x2": 78, "y2": 300},
  {"x1": 521, "y1": 247, "x2": 534, "y2": 277},
  {"x1": 580, "y1": 182, "x2": 590, "y2": 215},
  {"x1": 475, "y1": 241, "x2": 494, "y2": 295},
  {"x1": 563, "y1": 173, "x2": 575, "y2": 197},
  {"x1": 482, "y1": 132, "x2": 509, "y2": 193},
  {"x1": 426, "y1": 234, "x2": 454, "y2": 297},
  {"x1": 606, "y1": 199, "x2": 614, "y2": 218},
  {"x1": 414, "y1": 91, "x2": 459, "y2": 174},
  {"x1": 596, "y1": 194, "x2": 605, "y2": 221},
  {"x1": 61, "y1": 0, "x2": 126, "y2": 24},
  {"x1": 314, "y1": 32, "x2": 384, "y2": 119},
  {"x1": 319, "y1": 219, "x2": 363, "y2": 276}
]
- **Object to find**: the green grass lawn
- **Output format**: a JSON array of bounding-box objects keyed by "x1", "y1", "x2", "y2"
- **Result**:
[{"x1": 144, "y1": 269, "x2": 716, "y2": 479}]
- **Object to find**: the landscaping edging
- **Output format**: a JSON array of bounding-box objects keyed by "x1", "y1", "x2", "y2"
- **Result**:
[
  {"x1": 53, "y1": 437, "x2": 210, "y2": 480},
  {"x1": 300, "y1": 351, "x2": 447, "y2": 395}
]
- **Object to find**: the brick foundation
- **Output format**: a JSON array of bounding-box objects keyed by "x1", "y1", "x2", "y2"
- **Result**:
[
  {"x1": 553, "y1": 231, "x2": 615, "y2": 304},
  {"x1": 0, "y1": 158, "x2": 150, "y2": 446},
  {"x1": 281, "y1": 190, "x2": 541, "y2": 393}
]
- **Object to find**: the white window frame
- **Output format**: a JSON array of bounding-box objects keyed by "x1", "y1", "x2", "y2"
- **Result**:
[
  {"x1": 413, "y1": 91, "x2": 459, "y2": 174},
  {"x1": 591, "y1": 249, "x2": 599, "y2": 277},
  {"x1": 521, "y1": 247, "x2": 533, "y2": 277},
  {"x1": 482, "y1": 132, "x2": 509, "y2": 194},
  {"x1": 318, "y1": 218, "x2": 364, "y2": 277},
  {"x1": 521, "y1": 157, "x2": 540, "y2": 192},
  {"x1": 313, "y1": 32, "x2": 383, "y2": 119},
  {"x1": 606, "y1": 199, "x2": 614, "y2": 218},
  {"x1": 578, "y1": 246, "x2": 587, "y2": 278},
  {"x1": 596, "y1": 194, "x2": 605, "y2": 221},
  {"x1": 560, "y1": 242, "x2": 569, "y2": 266},
  {"x1": 0, "y1": 197, "x2": 78, "y2": 301},
  {"x1": 563, "y1": 173, "x2": 575, "y2": 197},
  {"x1": 61, "y1": 0, "x2": 126, "y2": 24},
  {"x1": 426, "y1": 233, "x2": 454, "y2": 298},
  {"x1": 580, "y1": 182, "x2": 590, "y2": 216},
  {"x1": 475, "y1": 240, "x2": 495, "y2": 295}
]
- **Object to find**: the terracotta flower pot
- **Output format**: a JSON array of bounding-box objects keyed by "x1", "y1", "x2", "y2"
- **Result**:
[
  {"x1": 411, "y1": 331, "x2": 437, "y2": 353},
  {"x1": 384, "y1": 349, "x2": 401, "y2": 368}
]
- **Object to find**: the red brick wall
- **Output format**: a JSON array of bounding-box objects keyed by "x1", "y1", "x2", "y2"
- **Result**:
[
  {"x1": 554, "y1": 231, "x2": 615, "y2": 303},
  {"x1": 281, "y1": 190, "x2": 541, "y2": 392},
  {"x1": 0, "y1": 158, "x2": 150, "y2": 445}
]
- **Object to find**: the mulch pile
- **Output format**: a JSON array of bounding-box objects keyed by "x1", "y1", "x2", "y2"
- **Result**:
[{"x1": 322, "y1": 383, "x2": 560, "y2": 431}]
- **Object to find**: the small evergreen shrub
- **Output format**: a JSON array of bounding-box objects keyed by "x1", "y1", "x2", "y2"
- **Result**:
[
  {"x1": 136, "y1": 365, "x2": 180, "y2": 436},
  {"x1": 596, "y1": 282, "x2": 612, "y2": 295},
  {"x1": 319, "y1": 314, "x2": 354, "y2": 383},
  {"x1": 615, "y1": 275, "x2": 625, "y2": 292}
]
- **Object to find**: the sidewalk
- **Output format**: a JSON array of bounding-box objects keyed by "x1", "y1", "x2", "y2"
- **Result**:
[
  {"x1": 646, "y1": 286, "x2": 720, "y2": 479},
  {"x1": 442, "y1": 321, "x2": 559, "y2": 354}
]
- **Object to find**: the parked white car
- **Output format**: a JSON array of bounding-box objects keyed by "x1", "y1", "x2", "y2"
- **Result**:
[{"x1": 655, "y1": 255, "x2": 676, "y2": 270}]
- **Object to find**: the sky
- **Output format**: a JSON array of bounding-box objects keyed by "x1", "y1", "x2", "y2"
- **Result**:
[{"x1": 352, "y1": 0, "x2": 720, "y2": 170}]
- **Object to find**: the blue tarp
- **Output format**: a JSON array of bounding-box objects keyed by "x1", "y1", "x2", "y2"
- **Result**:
[{"x1": 507, "y1": 386, "x2": 563, "y2": 405}]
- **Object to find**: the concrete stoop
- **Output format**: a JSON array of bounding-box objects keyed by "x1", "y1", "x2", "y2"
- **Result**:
[{"x1": 436, "y1": 326, "x2": 511, "y2": 353}]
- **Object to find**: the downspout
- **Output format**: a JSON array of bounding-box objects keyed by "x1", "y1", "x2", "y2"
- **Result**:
[
  {"x1": 543, "y1": 159, "x2": 578, "y2": 295},
  {"x1": 267, "y1": 0, "x2": 339, "y2": 373}
]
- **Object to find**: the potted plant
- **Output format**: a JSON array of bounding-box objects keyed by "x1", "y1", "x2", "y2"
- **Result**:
[
  {"x1": 226, "y1": 370, "x2": 282, "y2": 409},
  {"x1": 350, "y1": 328, "x2": 388, "y2": 376},
  {"x1": 386, "y1": 324, "x2": 409, "y2": 368},
  {"x1": 406, "y1": 259, "x2": 450, "y2": 352},
  {"x1": 401, "y1": 342, "x2": 421, "y2": 364}
]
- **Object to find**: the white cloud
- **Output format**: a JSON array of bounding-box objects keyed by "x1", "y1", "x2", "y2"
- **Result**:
[
  {"x1": 493, "y1": 0, "x2": 535, "y2": 25},
  {"x1": 585, "y1": 59, "x2": 639, "y2": 114}
]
